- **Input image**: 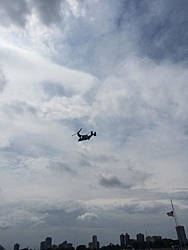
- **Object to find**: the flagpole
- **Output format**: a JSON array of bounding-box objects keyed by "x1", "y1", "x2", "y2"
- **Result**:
[
  {"x1": 170, "y1": 199, "x2": 179, "y2": 227},
  {"x1": 170, "y1": 199, "x2": 187, "y2": 249}
]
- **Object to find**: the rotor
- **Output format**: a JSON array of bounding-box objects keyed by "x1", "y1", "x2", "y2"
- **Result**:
[{"x1": 72, "y1": 128, "x2": 82, "y2": 136}]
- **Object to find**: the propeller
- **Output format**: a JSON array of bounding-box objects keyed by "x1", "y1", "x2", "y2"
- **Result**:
[{"x1": 72, "y1": 128, "x2": 82, "y2": 136}]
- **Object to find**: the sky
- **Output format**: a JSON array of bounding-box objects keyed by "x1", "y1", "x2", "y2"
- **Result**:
[{"x1": 0, "y1": 0, "x2": 188, "y2": 249}]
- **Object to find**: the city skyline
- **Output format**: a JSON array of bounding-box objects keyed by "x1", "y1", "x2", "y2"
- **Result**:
[
  {"x1": 0, "y1": 0, "x2": 188, "y2": 249},
  {"x1": 2, "y1": 227, "x2": 187, "y2": 250}
]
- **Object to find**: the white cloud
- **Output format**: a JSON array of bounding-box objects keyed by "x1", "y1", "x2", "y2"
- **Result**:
[{"x1": 77, "y1": 212, "x2": 99, "y2": 222}]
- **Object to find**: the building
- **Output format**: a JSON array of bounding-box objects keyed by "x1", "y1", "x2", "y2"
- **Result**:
[
  {"x1": 146, "y1": 235, "x2": 162, "y2": 242},
  {"x1": 40, "y1": 241, "x2": 46, "y2": 250},
  {"x1": 176, "y1": 225, "x2": 187, "y2": 245},
  {"x1": 93, "y1": 235, "x2": 99, "y2": 250},
  {"x1": 88, "y1": 243, "x2": 93, "y2": 249},
  {"x1": 120, "y1": 234, "x2": 125, "y2": 247},
  {"x1": 46, "y1": 237, "x2": 52, "y2": 249},
  {"x1": 125, "y1": 233, "x2": 130, "y2": 245},
  {"x1": 40, "y1": 237, "x2": 52, "y2": 250},
  {"x1": 14, "y1": 243, "x2": 20, "y2": 250},
  {"x1": 136, "y1": 233, "x2": 145, "y2": 243},
  {"x1": 88, "y1": 235, "x2": 100, "y2": 250}
]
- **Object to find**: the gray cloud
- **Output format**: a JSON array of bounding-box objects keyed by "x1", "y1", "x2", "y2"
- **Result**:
[
  {"x1": 42, "y1": 82, "x2": 70, "y2": 99},
  {"x1": 0, "y1": 221, "x2": 12, "y2": 229},
  {"x1": 99, "y1": 173, "x2": 132, "y2": 189},
  {"x1": 117, "y1": 201, "x2": 166, "y2": 215},
  {"x1": 0, "y1": 68, "x2": 8, "y2": 93},
  {"x1": 0, "y1": 0, "x2": 30, "y2": 27},
  {"x1": 48, "y1": 161, "x2": 77, "y2": 175},
  {"x1": 3, "y1": 100, "x2": 37, "y2": 117},
  {"x1": 31, "y1": 0, "x2": 65, "y2": 26},
  {"x1": 116, "y1": 0, "x2": 188, "y2": 63}
]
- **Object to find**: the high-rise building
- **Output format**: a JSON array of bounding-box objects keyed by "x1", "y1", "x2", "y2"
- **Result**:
[
  {"x1": 92, "y1": 235, "x2": 99, "y2": 250},
  {"x1": 45, "y1": 237, "x2": 52, "y2": 249},
  {"x1": 40, "y1": 237, "x2": 52, "y2": 250},
  {"x1": 88, "y1": 235, "x2": 100, "y2": 250},
  {"x1": 176, "y1": 225, "x2": 187, "y2": 245},
  {"x1": 14, "y1": 243, "x2": 20, "y2": 250},
  {"x1": 120, "y1": 234, "x2": 125, "y2": 247},
  {"x1": 125, "y1": 233, "x2": 130, "y2": 245},
  {"x1": 40, "y1": 241, "x2": 46, "y2": 250},
  {"x1": 136, "y1": 233, "x2": 145, "y2": 243}
]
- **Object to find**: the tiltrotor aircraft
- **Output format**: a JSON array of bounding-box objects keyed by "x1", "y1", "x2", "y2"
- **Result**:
[{"x1": 72, "y1": 128, "x2": 97, "y2": 141}]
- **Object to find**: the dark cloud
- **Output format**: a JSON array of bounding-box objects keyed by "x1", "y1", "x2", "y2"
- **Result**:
[
  {"x1": 99, "y1": 167, "x2": 151, "y2": 190},
  {"x1": 0, "y1": 68, "x2": 8, "y2": 93},
  {"x1": 99, "y1": 173, "x2": 132, "y2": 189},
  {"x1": 131, "y1": 0, "x2": 188, "y2": 63},
  {"x1": 42, "y1": 82, "x2": 74, "y2": 99},
  {"x1": 0, "y1": 0, "x2": 30, "y2": 27},
  {"x1": 31, "y1": 0, "x2": 65, "y2": 26},
  {"x1": 117, "y1": 201, "x2": 166, "y2": 215},
  {"x1": 168, "y1": 191, "x2": 188, "y2": 200},
  {"x1": 43, "y1": 0, "x2": 188, "y2": 75},
  {"x1": 0, "y1": 221, "x2": 12, "y2": 230},
  {"x1": 93, "y1": 154, "x2": 118, "y2": 164}
]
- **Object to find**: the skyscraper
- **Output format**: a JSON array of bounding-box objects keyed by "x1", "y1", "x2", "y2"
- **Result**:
[
  {"x1": 40, "y1": 241, "x2": 46, "y2": 250},
  {"x1": 40, "y1": 237, "x2": 52, "y2": 250},
  {"x1": 14, "y1": 243, "x2": 20, "y2": 250},
  {"x1": 45, "y1": 237, "x2": 52, "y2": 249},
  {"x1": 92, "y1": 235, "x2": 99, "y2": 250},
  {"x1": 88, "y1": 235, "x2": 100, "y2": 250},
  {"x1": 125, "y1": 233, "x2": 130, "y2": 245},
  {"x1": 120, "y1": 234, "x2": 125, "y2": 247}
]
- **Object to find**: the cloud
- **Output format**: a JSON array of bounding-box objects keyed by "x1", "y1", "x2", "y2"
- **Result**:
[
  {"x1": 0, "y1": 0, "x2": 188, "y2": 248},
  {"x1": 0, "y1": 0, "x2": 30, "y2": 27},
  {"x1": 99, "y1": 167, "x2": 150, "y2": 190},
  {"x1": 77, "y1": 212, "x2": 99, "y2": 222},
  {"x1": 99, "y1": 173, "x2": 132, "y2": 189},
  {"x1": 31, "y1": 0, "x2": 65, "y2": 26},
  {"x1": 0, "y1": 68, "x2": 8, "y2": 93},
  {"x1": 117, "y1": 201, "x2": 166, "y2": 215},
  {"x1": 42, "y1": 82, "x2": 70, "y2": 99},
  {"x1": 0, "y1": 221, "x2": 12, "y2": 230},
  {"x1": 48, "y1": 161, "x2": 77, "y2": 175},
  {"x1": 3, "y1": 100, "x2": 37, "y2": 118},
  {"x1": 30, "y1": 220, "x2": 48, "y2": 229}
]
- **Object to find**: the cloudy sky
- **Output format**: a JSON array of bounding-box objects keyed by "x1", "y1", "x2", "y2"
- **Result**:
[{"x1": 0, "y1": 0, "x2": 188, "y2": 249}]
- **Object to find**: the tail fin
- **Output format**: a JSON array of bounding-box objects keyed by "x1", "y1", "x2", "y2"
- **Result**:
[{"x1": 94, "y1": 132, "x2": 96, "y2": 136}]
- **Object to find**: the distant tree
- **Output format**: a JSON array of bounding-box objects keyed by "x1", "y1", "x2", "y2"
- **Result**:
[
  {"x1": 76, "y1": 245, "x2": 87, "y2": 250},
  {"x1": 100, "y1": 244, "x2": 120, "y2": 250},
  {"x1": 162, "y1": 238, "x2": 176, "y2": 248}
]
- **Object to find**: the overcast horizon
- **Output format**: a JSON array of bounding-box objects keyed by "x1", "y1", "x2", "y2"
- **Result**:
[{"x1": 0, "y1": 0, "x2": 188, "y2": 249}]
